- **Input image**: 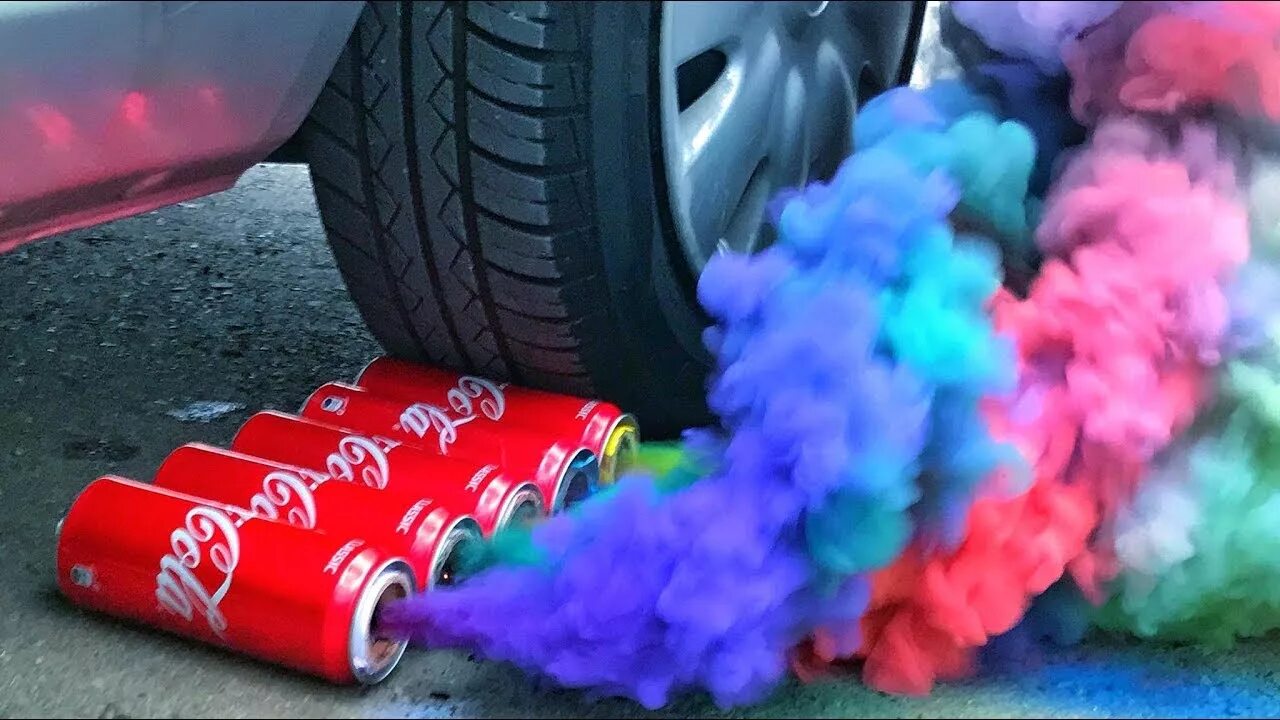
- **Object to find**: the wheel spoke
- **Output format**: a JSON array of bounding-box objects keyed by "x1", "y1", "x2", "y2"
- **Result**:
[
  {"x1": 802, "y1": 36, "x2": 861, "y2": 181},
  {"x1": 659, "y1": 0, "x2": 891, "y2": 270},
  {"x1": 673, "y1": 31, "x2": 782, "y2": 260},
  {"x1": 767, "y1": 68, "x2": 810, "y2": 212},
  {"x1": 665, "y1": 1, "x2": 763, "y2": 65}
]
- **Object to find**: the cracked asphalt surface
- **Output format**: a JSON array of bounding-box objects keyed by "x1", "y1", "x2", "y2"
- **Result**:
[{"x1": 4, "y1": 7, "x2": 1280, "y2": 717}]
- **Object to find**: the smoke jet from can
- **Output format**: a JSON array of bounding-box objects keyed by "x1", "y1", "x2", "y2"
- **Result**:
[{"x1": 377, "y1": 110, "x2": 1017, "y2": 708}]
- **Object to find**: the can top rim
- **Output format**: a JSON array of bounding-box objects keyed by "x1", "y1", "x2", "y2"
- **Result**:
[
  {"x1": 600, "y1": 414, "x2": 641, "y2": 486},
  {"x1": 348, "y1": 558, "x2": 415, "y2": 685},
  {"x1": 495, "y1": 482, "x2": 545, "y2": 533},
  {"x1": 353, "y1": 354, "x2": 386, "y2": 384},
  {"x1": 550, "y1": 448, "x2": 599, "y2": 513},
  {"x1": 429, "y1": 517, "x2": 483, "y2": 590}
]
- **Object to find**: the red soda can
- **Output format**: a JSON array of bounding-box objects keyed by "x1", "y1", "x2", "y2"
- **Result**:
[
  {"x1": 298, "y1": 382, "x2": 599, "y2": 512},
  {"x1": 228, "y1": 411, "x2": 549, "y2": 533},
  {"x1": 152, "y1": 443, "x2": 490, "y2": 590},
  {"x1": 356, "y1": 356, "x2": 641, "y2": 486},
  {"x1": 55, "y1": 476, "x2": 414, "y2": 685}
]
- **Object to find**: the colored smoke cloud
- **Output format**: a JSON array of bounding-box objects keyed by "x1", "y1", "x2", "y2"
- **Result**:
[
  {"x1": 376, "y1": 1, "x2": 1280, "y2": 708},
  {"x1": 379, "y1": 137, "x2": 1015, "y2": 707}
]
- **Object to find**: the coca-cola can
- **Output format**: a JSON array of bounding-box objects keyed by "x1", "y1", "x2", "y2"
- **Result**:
[
  {"x1": 356, "y1": 356, "x2": 641, "y2": 486},
  {"x1": 298, "y1": 382, "x2": 599, "y2": 512},
  {"x1": 55, "y1": 476, "x2": 415, "y2": 685},
  {"x1": 228, "y1": 411, "x2": 547, "y2": 533},
  {"x1": 152, "y1": 443, "x2": 489, "y2": 590}
]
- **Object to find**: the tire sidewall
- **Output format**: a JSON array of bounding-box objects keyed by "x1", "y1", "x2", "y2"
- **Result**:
[{"x1": 583, "y1": 2, "x2": 717, "y2": 433}]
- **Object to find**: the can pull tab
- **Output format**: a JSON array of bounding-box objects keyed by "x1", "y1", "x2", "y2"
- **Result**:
[
  {"x1": 70, "y1": 565, "x2": 95, "y2": 588},
  {"x1": 320, "y1": 396, "x2": 347, "y2": 414},
  {"x1": 54, "y1": 517, "x2": 96, "y2": 588}
]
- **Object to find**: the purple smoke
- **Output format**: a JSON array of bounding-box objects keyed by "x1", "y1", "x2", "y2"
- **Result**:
[{"x1": 374, "y1": 150, "x2": 986, "y2": 708}]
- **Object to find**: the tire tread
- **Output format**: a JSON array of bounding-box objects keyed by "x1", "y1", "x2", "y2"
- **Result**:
[{"x1": 300, "y1": 0, "x2": 606, "y2": 387}]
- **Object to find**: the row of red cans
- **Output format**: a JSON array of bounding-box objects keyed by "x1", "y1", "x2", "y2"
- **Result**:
[{"x1": 54, "y1": 357, "x2": 641, "y2": 685}]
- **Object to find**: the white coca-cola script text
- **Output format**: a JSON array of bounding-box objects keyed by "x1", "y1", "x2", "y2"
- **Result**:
[
  {"x1": 155, "y1": 506, "x2": 242, "y2": 638},
  {"x1": 399, "y1": 375, "x2": 507, "y2": 454},
  {"x1": 325, "y1": 434, "x2": 396, "y2": 489},
  {"x1": 245, "y1": 468, "x2": 326, "y2": 529}
]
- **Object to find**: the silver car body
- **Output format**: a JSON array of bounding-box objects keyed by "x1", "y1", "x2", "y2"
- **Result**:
[{"x1": 0, "y1": 1, "x2": 362, "y2": 253}]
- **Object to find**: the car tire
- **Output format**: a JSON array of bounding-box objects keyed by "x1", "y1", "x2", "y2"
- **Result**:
[{"x1": 298, "y1": 0, "x2": 925, "y2": 438}]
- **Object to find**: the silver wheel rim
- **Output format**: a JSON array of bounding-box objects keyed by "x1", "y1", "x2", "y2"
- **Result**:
[{"x1": 658, "y1": 1, "x2": 877, "y2": 270}]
